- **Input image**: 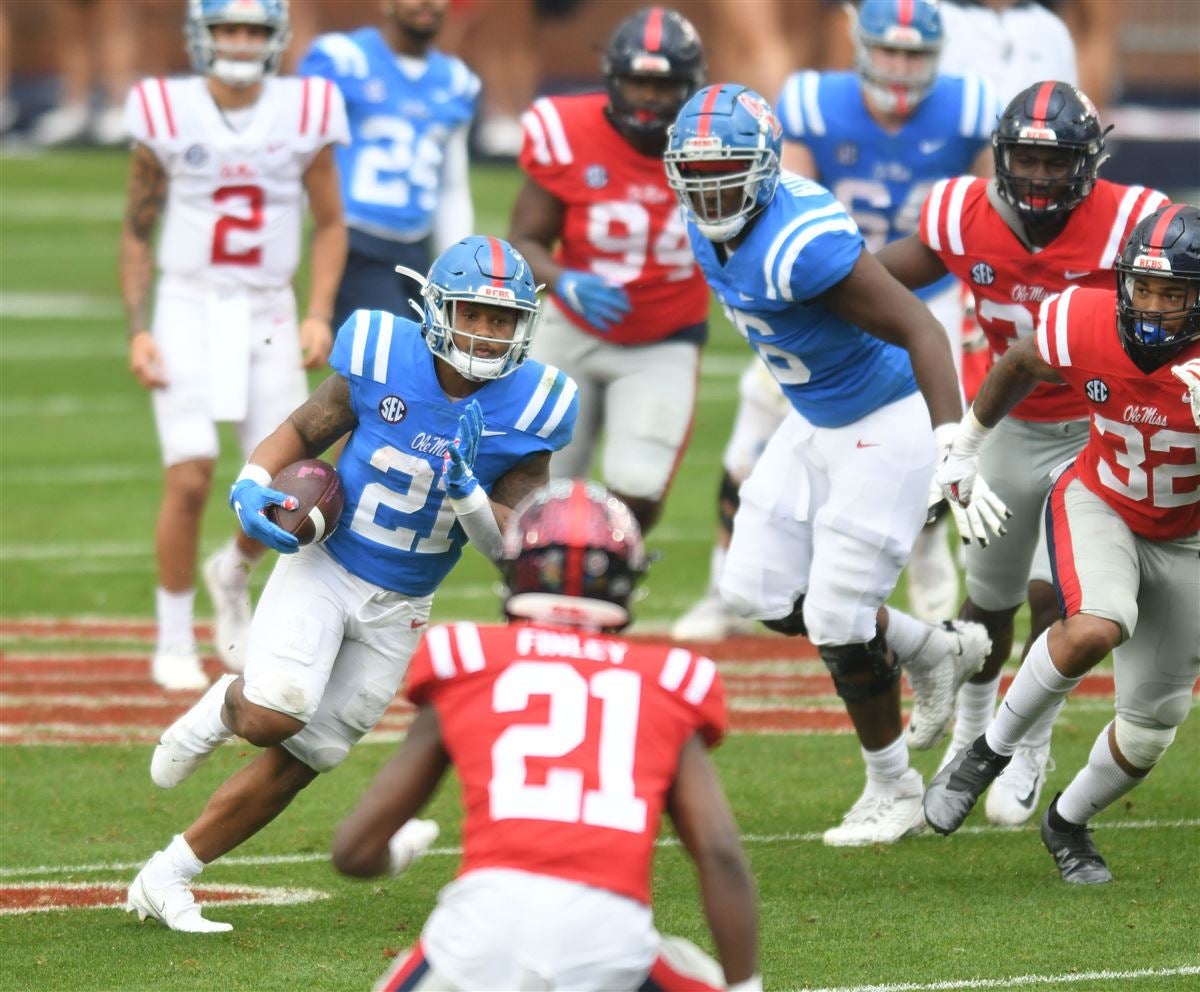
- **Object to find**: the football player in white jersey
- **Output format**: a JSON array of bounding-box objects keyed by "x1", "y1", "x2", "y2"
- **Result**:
[{"x1": 119, "y1": 0, "x2": 348, "y2": 692}]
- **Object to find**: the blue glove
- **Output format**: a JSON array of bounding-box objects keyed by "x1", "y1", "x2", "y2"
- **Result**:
[
  {"x1": 230, "y1": 478, "x2": 301, "y2": 554},
  {"x1": 556, "y1": 270, "x2": 630, "y2": 333},
  {"x1": 444, "y1": 399, "x2": 484, "y2": 500}
]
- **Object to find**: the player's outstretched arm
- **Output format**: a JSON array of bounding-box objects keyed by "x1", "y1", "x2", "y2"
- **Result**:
[
  {"x1": 971, "y1": 336, "x2": 1062, "y2": 429},
  {"x1": 300, "y1": 145, "x2": 347, "y2": 370},
  {"x1": 241, "y1": 373, "x2": 358, "y2": 479},
  {"x1": 332, "y1": 705, "x2": 450, "y2": 878},
  {"x1": 667, "y1": 734, "x2": 759, "y2": 988},
  {"x1": 506, "y1": 178, "x2": 568, "y2": 289},
  {"x1": 874, "y1": 233, "x2": 949, "y2": 291},
  {"x1": 821, "y1": 249, "x2": 962, "y2": 428},
  {"x1": 120, "y1": 142, "x2": 168, "y2": 389}
]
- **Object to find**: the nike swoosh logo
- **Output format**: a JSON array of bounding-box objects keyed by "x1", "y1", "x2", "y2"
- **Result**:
[
  {"x1": 856, "y1": 440, "x2": 880, "y2": 448},
  {"x1": 411, "y1": 619, "x2": 427, "y2": 629},
  {"x1": 481, "y1": 429, "x2": 507, "y2": 437},
  {"x1": 1064, "y1": 270, "x2": 1090, "y2": 280},
  {"x1": 919, "y1": 140, "x2": 945, "y2": 154},
  {"x1": 1017, "y1": 784, "x2": 1037, "y2": 808}
]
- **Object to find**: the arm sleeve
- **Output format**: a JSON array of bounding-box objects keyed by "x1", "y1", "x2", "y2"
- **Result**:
[{"x1": 432, "y1": 126, "x2": 474, "y2": 253}]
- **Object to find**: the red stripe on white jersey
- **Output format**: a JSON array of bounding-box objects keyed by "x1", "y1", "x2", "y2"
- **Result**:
[
  {"x1": 135, "y1": 82, "x2": 156, "y2": 139},
  {"x1": 319, "y1": 78, "x2": 332, "y2": 136},
  {"x1": 155, "y1": 78, "x2": 176, "y2": 138},
  {"x1": 299, "y1": 77, "x2": 311, "y2": 135},
  {"x1": 641, "y1": 953, "x2": 723, "y2": 992}
]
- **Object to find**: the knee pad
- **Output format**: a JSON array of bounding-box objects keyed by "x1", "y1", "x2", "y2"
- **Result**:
[
  {"x1": 819, "y1": 631, "x2": 899, "y2": 703},
  {"x1": 762, "y1": 595, "x2": 807, "y2": 637},
  {"x1": 718, "y1": 470, "x2": 741, "y2": 532},
  {"x1": 1114, "y1": 717, "x2": 1177, "y2": 771},
  {"x1": 283, "y1": 733, "x2": 349, "y2": 774}
]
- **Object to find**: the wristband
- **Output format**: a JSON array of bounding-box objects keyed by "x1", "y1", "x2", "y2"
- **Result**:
[
  {"x1": 955, "y1": 407, "x2": 992, "y2": 456},
  {"x1": 448, "y1": 483, "x2": 490, "y2": 515},
  {"x1": 236, "y1": 464, "x2": 273, "y2": 487}
]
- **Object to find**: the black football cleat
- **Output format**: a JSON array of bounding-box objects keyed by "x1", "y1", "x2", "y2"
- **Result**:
[
  {"x1": 923, "y1": 734, "x2": 1011, "y2": 835},
  {"x1": 1040, "y1": 797, "x2": 1113, "y2": 884}
]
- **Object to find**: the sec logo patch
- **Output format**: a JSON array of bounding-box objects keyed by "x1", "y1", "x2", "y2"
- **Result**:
[
  {"x1": 1084, "y1": 378, "x2": 1108, "y2": 403},
  {"x1": 379, "y1": 396, "x2": 408, "y2": 423},
  {"x1": 971, "y1": 262, "x2": 995, "y2": 286}
]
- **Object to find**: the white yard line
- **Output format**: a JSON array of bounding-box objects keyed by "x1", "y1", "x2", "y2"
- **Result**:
[
  {"x1": 787, "y1": 965, "x2": 1200, "y2": 992},
  {"x1": 2, "y1": 819, "x2": 1196, "y2": 878}
]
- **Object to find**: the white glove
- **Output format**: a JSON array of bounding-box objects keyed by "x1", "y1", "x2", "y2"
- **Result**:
[
  {"x1": 387, "y1": 818, "x2": 439, "y2": 875},
  {"x1": 1171, "y1": 358, "x2": 1200, "y2": 428},
  {"x1": 927, "y1": 423, "x2": 958, "y2": 524},
  {"x1": 935, "y1": 411, "x2": 1012, "y2": 548}
]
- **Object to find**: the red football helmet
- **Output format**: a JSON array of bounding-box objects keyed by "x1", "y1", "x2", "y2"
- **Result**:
[{"x1": 501, "y1": 480, "x2": 648, "y2": 631}]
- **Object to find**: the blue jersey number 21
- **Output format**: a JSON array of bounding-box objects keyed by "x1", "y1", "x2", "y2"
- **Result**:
[{"x1": 349, "y1": 446, "x2": 457, "y2": 553}]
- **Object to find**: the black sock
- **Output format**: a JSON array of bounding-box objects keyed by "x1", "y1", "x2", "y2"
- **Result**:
[{"x1": 1047, "y1": 794, "x2": 1082, "y2": 834}]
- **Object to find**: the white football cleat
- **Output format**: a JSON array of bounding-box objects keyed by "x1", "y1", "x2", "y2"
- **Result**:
[
  {"x1": 671, "y1": 591, "x2": 757, "y2": 642},
  {"x1": 986, "y1": 742, "x2": 1054, "y2": 826},
  {"x1": 905, "y1": 521, "x2": 960, "y2": 623},
  {"x1": 151, "y1": 674, "x2": 236, "y2": 789},
  {"x1": 823, "y1": 769, "x2": 926, "y2": 847},
  {"x1": 30, "y1": 102, "x2": 89, "y2": 146},
  {"x1": 126, "y1": 855, "x2": 232, "y2": 933},
  {"x1": 151, "y1": 645, "x2": 209, "y2": 692},
  {"x1": 905, "y1": 621, "x2": 991, "y2": 750},
  {"x1": 202, "y1": 552, "x2": 251, "y2": 673}
]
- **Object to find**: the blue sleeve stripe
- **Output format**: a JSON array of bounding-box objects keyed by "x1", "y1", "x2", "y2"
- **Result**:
[
  {"x1": 777, "y1": 220, "x2": 860, "y2": 302},
  {"x1": 371, "y1": 311, "x2": 394, "y2": 384},
  {"x1": 536, "y1": 375, "x2": 578, "y2": 439},
  {"x1": 349, "y1": 309, "x2": 373, "y2": 378},
  {"x1": 762, "y1": 201, "x2": 849, "y2": 300},
  {"x1": 514, "y1": 365, "x2": 560, "y2": 432}
]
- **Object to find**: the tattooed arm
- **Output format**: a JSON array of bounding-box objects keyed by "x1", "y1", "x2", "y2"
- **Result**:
[
  {"x1": 488, "y1": 451, "x2": 551, "y2": 534},
  {"x1": 120, "y1": 142, "x2": 168, "y2": 388},
  {"x1": 245, "y1": 374, "x2": 359, "y2": 474}
]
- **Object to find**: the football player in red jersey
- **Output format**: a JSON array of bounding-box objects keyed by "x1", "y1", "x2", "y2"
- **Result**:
[
  {"x1": 333, "y1": 480, "x2": 760, "y2": 991},
  {"x1": 922, "y1": 204, "x2": 1200, "y2": 883},
  {"x1": 506, "y1": 7, "x2": 708, "y2": 532},
  {"x1": 876, "y1": 81, "x2": 1170, "y2": 825}
]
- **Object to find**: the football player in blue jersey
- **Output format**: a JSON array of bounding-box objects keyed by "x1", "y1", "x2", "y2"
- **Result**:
[
  {"x1": 300, "y1": 0, "x2": 480, "y2": 328},
  {"x1": 674, "y1": 0, "x2": 1000, "y2": 641},
  {"x1": 125, "y1": 236, "x2": 579, "y2": 934},
  {"x1": 665, "y1": 84, "x2": 996, "y2": 847}
]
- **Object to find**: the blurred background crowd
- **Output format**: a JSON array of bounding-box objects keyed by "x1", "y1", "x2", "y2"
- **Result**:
[{"x1": 1, "y1": 0, "x2": 1197, "y2": 192}]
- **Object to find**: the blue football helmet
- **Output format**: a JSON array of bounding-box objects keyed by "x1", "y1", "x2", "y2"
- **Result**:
[
  {"x1": 1116, "y1": 204, "x2": 1200, "y2": 371},
  {"x1": 407, "y1": 236, "x2": 541, "y2": 382},
  {"x1": 664, "y1": 84, "x2": 782, "y2": 243},
  {"x1": 854, "y1": 0, "x2": 943, "y2": 115},
  {"x1": 186, "y1": 0, "x2": 291, "y2": 88}
]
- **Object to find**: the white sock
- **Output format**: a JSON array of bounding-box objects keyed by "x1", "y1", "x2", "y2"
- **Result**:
[
  {"x1": 193, "y1": 676, "x2": 236, "y2": 743},
  {"x1": 986, "y1": 630, "x2": 1081, "y2": 757},
  {"x1": 882, "y1": 607, "x2": 930, "y2": 664},
  {"x1": 1056, "y1": 722, "x2": 1142, "y2": 825},
  {"x1": 212, "y1": 538, "x2": 256, "y2": 588},
  {"x1": 707, "y1": 543, "x2": 728, "y2": 596},
  {"x1": 863, "y1": 735, "x2": 909, "y2": 787},
  {"x1": 1021, "y1": 697, "x2": 1064, "y2": 751},
  {"x1": 165, "y1": 834, "x2": 206, "y2": 878},
  {"x1": 952, "y1": 676, "x2": 1002, "y2": 746},
  {"x1": 156, "y1": 587, "x2": 196, "y2": 653}
]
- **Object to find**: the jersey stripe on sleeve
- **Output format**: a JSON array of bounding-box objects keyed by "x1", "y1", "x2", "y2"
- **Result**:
[
  {"x1": 156, "y1": 79, "x2": 176, "y2": 138},
  {"x1": 348, "y1": 309, "x2": 394, "y2": 382},
  {"x1": 682, "y1": 656, "x2": 717, "y2": 705},
  {"x1": 313, "y1": 33, "x2": 369, "y2": 78},
  {"x1": 319, "y1": 78, "x2": 333, "y2": 136},
  {"x1": 530, "y1": 98, "x2": 573, "y2": 166},
  {"x1": 1097, "y1": 185, "x2": 1148, "y2": 269},
  {"x1": 514, "y1": 366, "x2": 576, "y2": 437},
  {"x1": 535, "y1": 375, "x2": 578, "y2": 439},
  {"x1": 658, "y1": 647, "x2": 694, "y2": 691},
  {"x1": 300, "y1": 77, "x2": 311, "y2": 135},
  {"x1": 778, "y1": 70, "x2": 821, "y2": 139},
  {"x1": 135, "y1": 82, "x2": 156, "y2": 138},
  {"x1": 1036, "y1": 286, "x2": 1077, "y2": 368},
  {"x1": 762, "y1": 202, "x2": 850, "y2": 300},
  {"x1": 521, "y1": 109, "x2": 552, "y2": 166},
  {"x1": 134, "y1": 79, "x2": 176, "y2": 140},
  {"x1": 923, "y1": 176, "x2": 973, "y2": 255},
  {"x1": 425, "y1": 625, "x2": 458, "y2": 679},
  {"x1": 451, "y1": 622, "x2": 486, "y2": 673},
  {"x1": 921, "y1": 178, "x2": 951, "y2": 251}
]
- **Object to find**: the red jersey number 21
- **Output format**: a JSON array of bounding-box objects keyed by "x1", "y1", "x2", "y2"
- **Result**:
[{"x1": 489, "y1": 661, "x2": 648, "y2": 833}]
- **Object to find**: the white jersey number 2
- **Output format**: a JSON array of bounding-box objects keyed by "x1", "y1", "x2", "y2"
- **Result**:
[{"x1": 490, "y1": 662, "x2": 648, "y2": 833}]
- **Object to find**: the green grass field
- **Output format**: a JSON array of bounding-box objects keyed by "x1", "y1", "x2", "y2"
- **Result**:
[{"x1": 1, "y1": 150, "x2": 1197, "y2": 992}]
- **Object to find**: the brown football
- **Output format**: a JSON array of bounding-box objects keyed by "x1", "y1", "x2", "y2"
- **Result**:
[{"x1": 266, "y1": 459, "x2": 345, "y2": 546}]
